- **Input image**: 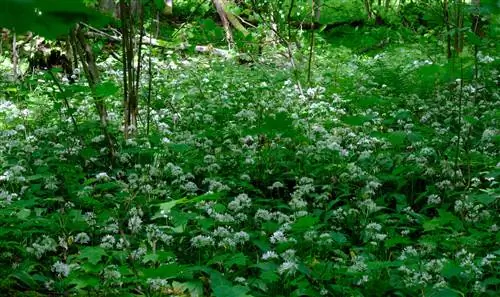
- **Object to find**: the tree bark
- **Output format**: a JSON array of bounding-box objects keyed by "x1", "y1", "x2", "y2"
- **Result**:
[
  {"x1": 12, "y1": 32, "x2": 18, "y2": 81},
  {"x1": 213, "y1": 0, "x2": 233, "y2": 46},
  {"x1": 72, "y1": 25, "x2": 115, "y2": 159},
  {"x1": 443, "y1": 0, "x2": 452, "y2": 59},
  {"x1": 164, "y1": 0, "x2": 173, "y2": 15},
  {"x1": 363, "y1": 0, "x2": 373, "y2": 19},
  {"x1": 453, "y1": 0, "x2": 464, "y2": 54}
]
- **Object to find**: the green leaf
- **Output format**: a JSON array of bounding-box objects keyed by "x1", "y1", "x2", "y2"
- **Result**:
[
  {"x1": 331, "y1": 232, "x2": 348, "y2": 244},
  {"x1": 143, "y1": 264, "x2": 190, "y2": 279},
  {"x1": 79, "y1": 246, "x2": 107, "y2": 265},
  {"x1": 423, "y1": 209, "x2": 461, "y2": 232},
  {"x1": 68, "y1": 275, "x2": 100, "y2": 290},
  {"x1": 341, "y1": 115, "x2": 373, "y2": 126},
  {"x1": 385, "y1": 131, "x2": 406, "y2": 147},
  {"x1": 291, "y1": 215, "x2": 319, "y2": 233},
  {"x1": 213, "y1": 285, "x2": 252, "y2": 297},
  {"x1": 469, "y1": 192, "x2": 497, "y2": 205},
  {"x1": 142, "y1": 253, "x2": 159, "y2": 264},
  {"x1": 10, "y1": 271, "x2": 36, "y2": 289},
  {"x1": 95, "y1": 81, "x2": 119, "y2": 98},
  {"x1": 210, "y1": 270, "x2": 252, "y2": 297},
  {"x1": 483, "y1": 277, "x2": 500, "y2": 286},
  {"x1": 441, "y1": 261, "x2": 463, "y2": 279},
  {"x1": 225, "y1": 253, "x2": 247, "y2": 268},
  {"x1": 183, "y1": 280, "x2": 204, "y2": 297},
  {"x1": 0, "y1": 0, "x2": 110, "y2": 39},
  {"x1": 384, "y1": 236, "x2": 412, "y2": 249},
  {"x1": 429, "y1": 287, "x2": 463, "y2": 297},
  {"x1": 16, "y1": 208, "x2": 31, "y2": 220}
]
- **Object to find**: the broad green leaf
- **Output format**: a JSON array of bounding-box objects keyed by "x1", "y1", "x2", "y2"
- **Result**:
[
  {"x1": 68, "y1": 275, "x2": 100, "y2": 290},
  {"x1": 16, "y1": 208, "x2": 31, "y2": 220},
  {"x1": 0, "y1": 0, "x2": 110, "y2": 39},
  {"x1": 225, "y1": 253, "x2": 247, "y2": 268},
  {"x1": 95, "y1": 81, "x2": 119, "y2": 98},
  {"x1": 441, "y1": 261, "x2": 463, "y2": 279},
  {"x1": 331, "y1": 232, "x2": 348, "y2": 244},
  {"x1": 183, "y1": 280, "x2": 204, "y2": 297},
  {"x1": 429, "y1": 287, "x2": 463, "y2": 297},
  {"x1": 384, "y1": 236, "x2": 412, "y2": 248},
  {"x1": 291, "y1": 215, "x2": 319, "y2": 233},
  {"x1": 385, "y1": 131, "x2": 406, "y2": 147},
  {"x1": 423, "y1": 209, "x2": 462, "y2": 232},
  {"x1": 469, "y1": 192, "x2": 497, "y2": 205},
  {"x1": 142, "y1": 253, "x2": 159, "y2": 264},
  {"x1": 483, "y1": 277, "x2": 500, "y2": 286},
  {"x1": 143, "y1": 264, "x2": 190, "y2": 279},
  {"x1": 10, "y1": 271, "x2": 36, "y2": 288},
  {"x1": 210, "y1": 271, "x2": 252, "y2": 297},
  {"x1": 79, "y1": 246, "x2": 107, "y2": 265},
  {"x1": 341, "y1": 115, "x2": 372, "y2": 126}
]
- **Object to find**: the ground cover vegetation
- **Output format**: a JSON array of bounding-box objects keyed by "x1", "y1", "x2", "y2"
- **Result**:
[{"x1": 0, "y1": 0, "x2": 499, "y2": 296}]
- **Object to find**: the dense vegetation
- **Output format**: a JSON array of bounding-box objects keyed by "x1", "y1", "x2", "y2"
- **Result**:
[{"x1": 0, "y1": 0, "x2": 498, "y2": 296}]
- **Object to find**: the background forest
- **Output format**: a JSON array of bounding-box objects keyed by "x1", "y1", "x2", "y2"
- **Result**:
[{"x1": 0, "y1": 0, "x2": 498, "y2": 296}]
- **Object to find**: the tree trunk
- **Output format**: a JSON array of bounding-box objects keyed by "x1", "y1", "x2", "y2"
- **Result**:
[
  {"x1": 453, "y1": 0, "x2": 464, "y2": 55},
  {"x1": 443, "y1": 0, "x2": 452, "y2": 59},
  {"x1": 12, "y1": 32, "x2": 18, "y2": 81},
  {"x1": 363, "y1": 0, "x2": 373, "y2": 19},
  {"x1": 164, "y1": 0, "x2": 173, "y2": 15},
  {"x1": 471, "y1": 0, "x2": 484, "y2": 37},
  {"x1": 99, "y1": 0, "x2": 119, "y2": 16},
  {"x1": 99, "y1": 0, "x2": 141, "y2": 18},
  {"x1": 213, "y1": 0, "x2": 233, "y2": 46},
  {"x1": 314, "y1": 0, "x2": 321, "y2": 22},
  {"x1": 71, "y1": 25, "x2": 115, "y2": 159},
  {"x1": 119, "y1": 0, "x2": 143, "y2": 139}
]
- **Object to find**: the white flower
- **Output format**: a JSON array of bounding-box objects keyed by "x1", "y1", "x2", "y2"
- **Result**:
[
  {"x1": 366, "y1": 222, "x2": 382, "y2": 231},
  {"x1": 190, "y1": 235, "x2": 214, "y2": 248},
  {"x1": 52, "y1": 261, "x2": 71, "y2": 277},
  {"x1": 100, "y1": 235, "x2": 116, "y2": 249},
  {"x1": 103, "y1": 265, "x2": 121, "y2": 282},
  {"x1": 270, "y1": 230, "x2": 287, "y2": 244},
  {"x1": 255, "y1": 209, "x2": 272, "y2": 221},
  {"x1": 96, "y1": 172, "x2": 109, "y2": 181},
  {"x1": 262, "y1": 250, "x2": 279, "y2": 260},
  {"x1": 182, "y1": 181, "x2": 198, "y2": 193},
  {"x1": 278, "y1": 261, "x2": 298, "y2": 276},
  {"x1": 128, "y1": 215, "x2": 143, "y2": 233},
  {"x1": 147, "y1": 278, "x2": 169, "y2": 291},
  {"x1": 228, "y1": 193, "x2": 252, "y2": 212},
  {"x1": 427, "y1": 194, "x2": 441, "y2": 205},
  {"x1": 233, "y1": 231, "x2": 250, "y2": 244}
]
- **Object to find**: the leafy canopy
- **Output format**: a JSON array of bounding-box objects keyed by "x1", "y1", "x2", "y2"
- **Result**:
[{"x1": 0, "y1": 0, "x2": 109, "y2": 38}]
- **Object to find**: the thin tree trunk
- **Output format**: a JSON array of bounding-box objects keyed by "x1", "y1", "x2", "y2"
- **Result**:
[
  {"x1": 120, "y1": 0, "x2": 141, "y2": 139},
  {"x1": 164, "y1": 0, "x2": 173, "y2": 15},
  {"x1": 314, "y1": 0, "x2": 321, "y2": 22},
  {"x1": 12, "y1": 32, "x2": 18, "y2": 81},
  {"x1": 444, "y1": 0, "x2": 452, "y2": 59},
  {"x1": 213, "y1": 0, "x2": 233, "y2": 47},
  {"x1": 471, "y1": 0, "x2": 483, "y2": 37},
  {"x1": 72, "y1": 25, "x2": 115, "y2": 160},
  {"x1": 454, "y1": 0, "x2": 464, "y2": 55},
  {"x1": 363, "y1": 0, "x2": 373, "y2": 19},
  {"x1": 471, "y1": 0, "x2": 481, "y2": 80}
]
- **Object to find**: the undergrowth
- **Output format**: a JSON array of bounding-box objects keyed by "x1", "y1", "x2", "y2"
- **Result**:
[{"x1": 0, "y1": 24, "x2": 499, "y2": 297}]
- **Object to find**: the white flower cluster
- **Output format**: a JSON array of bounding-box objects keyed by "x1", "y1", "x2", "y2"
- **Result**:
[
  {"x1": 228, "y1": 193, "x2": 252, "y2": 212},
  {"x1": 28, "y1": 235, "x2": 57, "y2": 259},
  {"x1": 210, "y1": 226, "x2": 250, "y2": 249}
]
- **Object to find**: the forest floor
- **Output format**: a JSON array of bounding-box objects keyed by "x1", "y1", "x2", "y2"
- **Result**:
[{"x1": 0, "y1": 24, "x2": 499, "y2": 297}]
